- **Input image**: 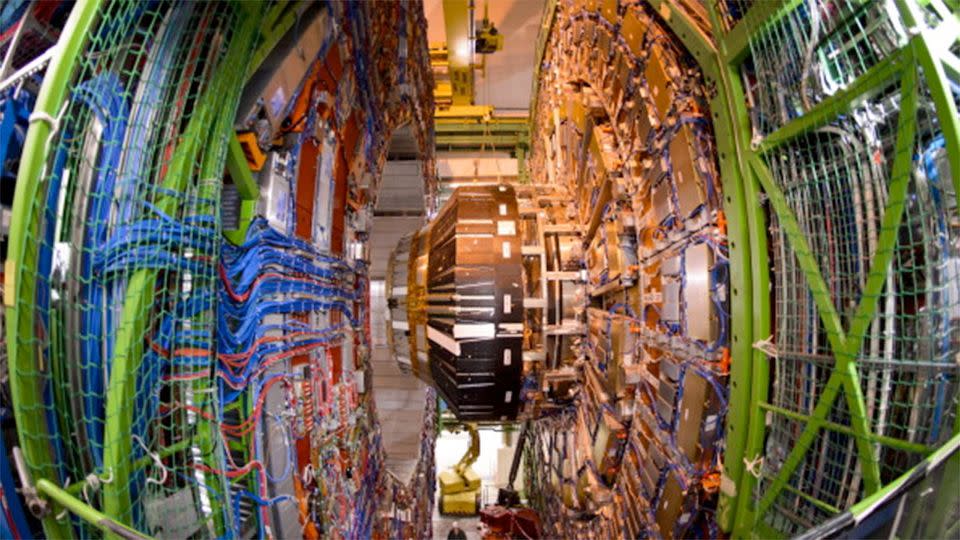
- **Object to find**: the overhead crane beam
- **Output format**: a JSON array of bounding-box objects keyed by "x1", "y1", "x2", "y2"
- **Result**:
[{"x1": 441, "y1": 0, "x2": 475, "y2": 106}]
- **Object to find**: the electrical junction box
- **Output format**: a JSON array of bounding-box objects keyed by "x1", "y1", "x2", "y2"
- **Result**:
[
  {"x1": 651, "y1": 177, "x2": 672, "y2": 225},
  {"x1": 677, "y1": 370, "x2": 723, "y2": 466},
  {"x1": 592, "y1": 408, "x2": 627, "y2": 485},
  {"x1": 671, "y1": 125, "x2": 707, "y2": 219},
  {"x1": 683, "y1": 243, "x2": 717, "y2": 342},
  {"x1": 258, "y1": 151, "x2": 293, "y2": 235},
  {"x1": 662, "y1": 281, "x2": 681, "y2": 323},
  {"x1": 655, "y1": 470, "x2": 686, "y2": 539},
  {"x1": 644, "y1": 44, "x2": 675, "y2": 124},
  {"x1": 312, "y1": 121, "x2": 337, "y2": 252}
]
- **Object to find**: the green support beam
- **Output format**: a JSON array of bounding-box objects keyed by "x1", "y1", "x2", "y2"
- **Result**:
[
  {"x1": 435, "y1": 120, "x2": 530, "y2": 135},
  {"x1": 435, "y1": 134, "x2": 527, "y2": 148},
  {"x1": 722, "y1": 0, "x2": 796, "y2": 64},
  {"x1": 246, "y1": 1, "x2": 307, "y2": 81},
  {"x1": 657, "y1": 0, "x2": 960, "y2": 536},
  {"x1": 3, "y1": 1, "x2": 102, "y2": 537},
  {"x1": 35, "y1": 479, "x2": 152, "y2": 540},
  {"x1": 710, "y1": 50, "x2": 771, "y2": 540},
  {"x1": 224, "y1": 134, "x2": 260, "y2": 244},
  {"x1": 757, "y1": 401, "x2": 932, "y2": 455}
]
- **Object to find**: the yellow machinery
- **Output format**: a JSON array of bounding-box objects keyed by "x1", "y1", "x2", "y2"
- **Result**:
[{"x1": 438, "y1": 423, "x2": 482, "y2": 515}]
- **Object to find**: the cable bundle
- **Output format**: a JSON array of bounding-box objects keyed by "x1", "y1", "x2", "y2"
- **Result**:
[
  {"x1": 6, "y1": 2, "x2": 262, "y2": 537},
  {"x1": 216, "y1": 215, "x2": 360, "y2": 537}
]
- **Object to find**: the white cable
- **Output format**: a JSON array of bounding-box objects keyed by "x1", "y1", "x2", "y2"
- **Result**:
[
  {"x1": 28, "y1": 110, "x2": 59, "y2": 130},
  {"x1": 81, "y1": 469, "x2": 113, "y2": 503},
  {"x1": 32, "y1": 100, "x2": 69, "y2": 184},
  {"x1": 743, "y1": 455, "x2": 764, "y2": 479},
  {"x1": 752, "y1": 334, "x2": 778, "y2": 359},
  {"x1": 55, "y1": 476, "x2": 71, "y2": 521},
  {"x1": 132, "y1": 435, "x2": 169, "y2": 486},
  {"x1": 301, "y1": 463, "x2": 315, "y2": 486}
]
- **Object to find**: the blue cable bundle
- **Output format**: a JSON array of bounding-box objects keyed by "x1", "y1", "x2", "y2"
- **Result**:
[
  {"x1": 0, "y1": 86, "x2": 35, "y2": 540},
  {"x1": 216, "y1": 216, "x2": 361, "y2": 536},
  {"x1": 70, "y1": 73, "x2": 129, "y2": 469},
  {"x1": 0, "y1": 89, "x2": 32, "y2": 188},
  {"x1": 218, "y1": 219, "x2": 356, "y2": 368}
]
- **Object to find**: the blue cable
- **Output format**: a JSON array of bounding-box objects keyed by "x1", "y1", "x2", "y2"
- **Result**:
[{"x1": 70, "y1": 73, "x2": 130, "y2": 469}]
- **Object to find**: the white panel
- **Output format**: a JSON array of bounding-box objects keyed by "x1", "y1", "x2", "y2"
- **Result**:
[
  {"x1": 437, "y1": 157, "x2": 519, "y2": 178},
  {"x1": 427, "y1": 326, "x2": 461, "y2": 355},
  {"x1": 453, "y1": 323, "x2": 496, "y2": 339}
]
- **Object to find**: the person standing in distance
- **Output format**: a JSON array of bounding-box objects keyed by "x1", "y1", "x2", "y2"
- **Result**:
[{"x1": 447, "y1": 521, "x2": 467, "y2": 540}]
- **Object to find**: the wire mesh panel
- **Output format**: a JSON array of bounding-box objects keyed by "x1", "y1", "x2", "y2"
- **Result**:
[
  {"x1": 735, "y1": 0, "x2": 960, "y2": 536},
  {"x1": 6, "y1": 1, "x2": 261, "y2": 537},
  {"x1": 741, "y1": 0, "x2": 908, "y2": 137}
]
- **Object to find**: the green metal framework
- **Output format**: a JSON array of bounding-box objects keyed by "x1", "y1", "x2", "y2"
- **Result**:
[
  {"x1": 5, "y1": 2, "x2": 104, "y2": 537},
  {"x1": 629, "y1": 0, "x2": 960, "y2": 537},
  {"x1": 3, "y1": 2, "x2": 272, "y2": 537},
  {"x1": 3, "y1": 0, "x2": 443, "y2": 537}
]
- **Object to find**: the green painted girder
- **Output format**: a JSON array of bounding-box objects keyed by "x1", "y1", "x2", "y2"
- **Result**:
[
  {"x1": 435, "y1": 120, "x2": 530, "y2": 135},
  {"x1": 757, "y1": 402, "x2": 933, "y2": 455},
  {"x1": 35, "y1": 479, "x2": 152, "y2": 540},
  {"x1": 722, "y1": 0, "x2": 797, "y2": 64},
  {"x1": 3, "y1": 0, "x2": 102, "y2": 537},
  {"x1": 782, "y1": 482, "x2": 842, "y2": 515},
  {"x1": 712, "y1": 61, "x2": 773, "y2": 540},
  {"x1": 224, "y1": 134, "x2": 260, "y2": 245},
  {"x1": 751, "y1": 54, "x2": 919, "y2": 521}
]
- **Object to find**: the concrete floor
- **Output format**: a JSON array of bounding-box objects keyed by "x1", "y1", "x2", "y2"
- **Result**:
[
  {"x1": 371, "y1": 344, "x2": 427, "y2": 479},
  {"x1": 370, "y1": 280, "x2": 427, "y2": 480}
]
